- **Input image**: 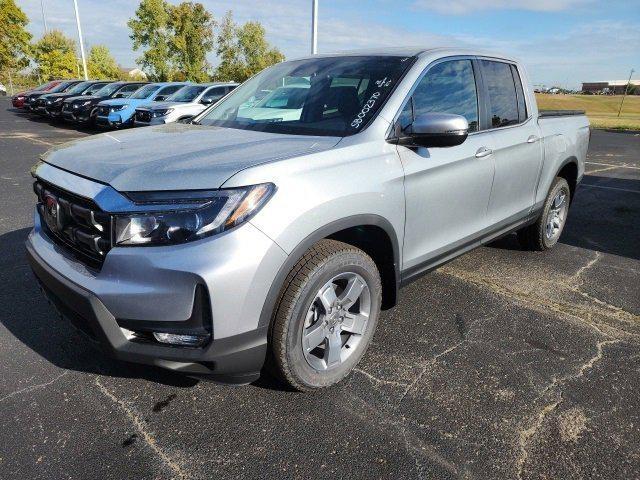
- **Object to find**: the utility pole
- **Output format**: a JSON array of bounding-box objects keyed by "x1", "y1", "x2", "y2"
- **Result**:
[
  {"x1": 41, "y1": 0, "x2": 48, "y2": 33},
  {"x1": 618, "y1": 68, "x2": 635, "y2": 117},
  {"x1": 311, "y1": 0, "x2": 318, "y2": 54},
  {"x1": 73, "y1": 0, "x2": 88, "y2": 80},
  {"x1": 8, "y1": 70, "x2": 14, "y2": 96}
]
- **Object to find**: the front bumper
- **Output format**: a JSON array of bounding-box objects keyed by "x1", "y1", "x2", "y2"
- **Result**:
[
  {"x1": 96, "y1": 112, "x2": 132, "y2": 128},
  {"x1": 63, "y1": 105, "x2": 93, "y2": 123},
  {"x1": 45, "y1": 105, "x2": 64, "y2": 118},
  {"x1": 134, "y1": 116, "x2": 167, "y2": 127},
  {"x1": 26, "y1": 196, "x2": 288, "y2": 381}
]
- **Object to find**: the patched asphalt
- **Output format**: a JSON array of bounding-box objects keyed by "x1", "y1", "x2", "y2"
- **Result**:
[{"x1": 0, "y1": 98, "x2": 638, "y2": 479}]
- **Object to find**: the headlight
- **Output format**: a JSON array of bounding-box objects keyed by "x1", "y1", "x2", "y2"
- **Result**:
[
  {"x1": 54, "y1": 97, "x2": 64, "y2": 103},
  {"x1": 81, "y1": 100, "x2": 92, "y2": 106},
  {"x1": 46, "y1": 99, "x2": 53, "y2": 105},
  {"x1": 152, "y1": 108, "x2": 174, "y2": 118},
  {"x1": 113, "y1": 183, "x2": 275, "y2": 246},
  {"x1": 112, "y1": 104, "x2": 128, "y2": 111}
]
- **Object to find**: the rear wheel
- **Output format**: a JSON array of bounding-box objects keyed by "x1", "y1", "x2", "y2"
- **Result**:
[
  {"x1": 518, "y1": 177, "x2": 570, "y2": 251},
  {"x1": 269, "y1": 239, "x2": 382, "y2": 391}
]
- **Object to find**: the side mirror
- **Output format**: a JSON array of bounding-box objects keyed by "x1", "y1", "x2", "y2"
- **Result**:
[
  {"x1": 403, "y1": 113, "x2": 469, "y2": 148},
  {"x1": 114, "y1": 93, "x2": 125, "y2": 98},
  {"x1": 177, "y1": 116, "x2": 193, "y2": 124},
  {"x1": 201, "y1": 98, "x2": 213, "y2": 105},
  {"x1": 155, "y1": 95, "x2": 166, "y2": 101}
]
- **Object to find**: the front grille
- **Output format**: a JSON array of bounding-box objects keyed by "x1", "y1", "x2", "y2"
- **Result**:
[
  {"x1": 136, "y1": 110, "x2": 151, "y2": 123},
  {"x1": 34, "y1": 181, "x2": 111, "y2": 269},
  {"x1": 97, "y1": 106, "x2": 110, "y2": 116}
]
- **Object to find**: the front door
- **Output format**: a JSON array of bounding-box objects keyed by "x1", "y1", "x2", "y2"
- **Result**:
[{"x1": 395, "y1": 58, "x2": 495, "y2": 273}]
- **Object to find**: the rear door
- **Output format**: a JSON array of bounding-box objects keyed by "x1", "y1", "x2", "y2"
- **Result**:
[
  {"x1": 395, "y1": 58, "x2": 496, "y2": 272},
  {"x1": 480, "y1": 60, "x2": 543, "y2": 223}
]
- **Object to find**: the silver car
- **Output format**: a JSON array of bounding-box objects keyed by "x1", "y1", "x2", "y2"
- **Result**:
[
  {"x1": 134, "y1": 82, "x2": 238, "y2": 126},
  {"x1": 27, "y1": 47, "x2": 589, "y2": 390}
]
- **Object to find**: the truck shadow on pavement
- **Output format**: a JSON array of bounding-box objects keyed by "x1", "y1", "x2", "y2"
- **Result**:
[
  {"x1": 0, "y1": 228, "x2": 198, "y2": 388},
  {"x1": 490, "y1": 173, "x2": 639, "y2": 260}
]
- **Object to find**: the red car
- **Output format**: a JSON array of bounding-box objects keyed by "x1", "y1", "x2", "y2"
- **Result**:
[{"x1": 11, "y1": 80, "x2": 62, "y2": 108}]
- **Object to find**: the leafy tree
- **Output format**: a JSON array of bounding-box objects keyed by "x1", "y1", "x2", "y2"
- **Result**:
[
  {"x1": 169, "y1": 2, "x2": 215, "y2": 82},
  {"x1": 0, "y1": 0, "x2": 32, "y2": 75},
  {"x1": 87, "y1": 45, "x2": 120, "y2": 79},
  {"x1": 214, "y1": 11, "x2": 284, "y2": 82},
  {"x1": 128, "y1": 0, "x2": 173, "y2": 81},
  {"x1": 33, "y1": 30, "x2": 78, "y2": 80}
]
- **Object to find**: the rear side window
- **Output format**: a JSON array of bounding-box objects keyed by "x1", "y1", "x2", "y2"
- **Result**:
[
  {"x1": 481, "y1": 60, "x2": 519, "y2": 128},
  {"x1": 410, "y1": 59, "x2": 479, "y2": 132}
]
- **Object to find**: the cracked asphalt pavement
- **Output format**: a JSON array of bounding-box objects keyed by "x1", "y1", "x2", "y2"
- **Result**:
[{"x1": 1, "y1": 98, "x2": 639, "y2": 479}]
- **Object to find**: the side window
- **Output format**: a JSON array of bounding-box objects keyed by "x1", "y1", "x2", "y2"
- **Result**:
[
  {"x1": 511, "y1": 65, "x2": 527, "y2": 122},
  {"x1": 202, "y1": 87, "x2": 226, "y2": 103},
  {"x1": 411, "y1": 60, "x2": 479, "y2": 132},
  {"x1": 156, "y1": 85, "x2": 182, "y2": 98},
  {"x1": 117, "y1": 84, "x2": 141, "y2": 95},
  {"x1": 481, "y1": 60, "x2": 520, "y2": 128}
]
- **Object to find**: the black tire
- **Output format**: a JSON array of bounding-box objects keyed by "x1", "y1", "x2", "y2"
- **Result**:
[
  {"x1": 518, "y1": 177, "x2": 571, "y2": 251},
  {"x1": 269, "y1": 239, "x2": 382, "y2": 391}
]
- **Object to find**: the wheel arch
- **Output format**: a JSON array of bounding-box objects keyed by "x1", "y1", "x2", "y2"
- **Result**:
[
  {"x1": 258, "y1": 215, "x2": 401, "y2": 330},
  {"x1": 555, "y1": 157, "x2": 579, "y2": 203}
]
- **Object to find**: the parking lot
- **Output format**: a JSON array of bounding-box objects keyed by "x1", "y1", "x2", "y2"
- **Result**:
[{"x1": 0, "y1": 96, "x2": 638, "y2": 479}]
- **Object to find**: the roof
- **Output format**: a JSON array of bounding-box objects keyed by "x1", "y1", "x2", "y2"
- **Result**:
[{"x1": 288, "y1": 46, "x2": 518, "y2": 63}]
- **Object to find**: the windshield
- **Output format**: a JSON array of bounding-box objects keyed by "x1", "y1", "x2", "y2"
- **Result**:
[
  {"x1": 198, "y1": 55, "x2": 415, "y2": 136},
  {"x1": 168, "y1": 85, "x2": 206, "y2": 102},
  {"x1": 49, "y1": 82, "x2": 74, "y2": 93},
  {"x1": 130, "y1": 84, "x2": 160, "y2": 99},
  {"x1": 67, "y1": 82, "x2": 91, "y2": 94}
]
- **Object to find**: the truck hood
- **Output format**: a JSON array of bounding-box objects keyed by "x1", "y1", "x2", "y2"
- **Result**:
[{"x1": 42, "y1": 123, "x2": 341, "y2": 191}]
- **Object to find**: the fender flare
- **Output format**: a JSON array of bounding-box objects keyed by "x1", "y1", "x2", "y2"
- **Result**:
[{"x1": 257, "y1": 214, "x2": 401, "y2": 330}]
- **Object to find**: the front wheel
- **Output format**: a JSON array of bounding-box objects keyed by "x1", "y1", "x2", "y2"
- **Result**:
[
  {"x1": 518, "y1": 177, "x2": 570, "y2": 251},
  {"x1": 269, "y1": 240, "x2": 382, "y2": 391}
]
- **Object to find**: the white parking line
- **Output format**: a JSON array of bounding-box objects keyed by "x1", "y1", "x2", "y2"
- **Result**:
[
  {"x1": 586, "y1": 162, "x2": 640, "y2": 170},
  {"x1": 581, "y1": 184, "x2": 640, "y2": 194}
]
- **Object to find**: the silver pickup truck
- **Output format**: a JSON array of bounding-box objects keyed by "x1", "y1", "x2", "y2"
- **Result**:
[{"x1": 27, "y1": 47, "x2": 589, "y2": 390}]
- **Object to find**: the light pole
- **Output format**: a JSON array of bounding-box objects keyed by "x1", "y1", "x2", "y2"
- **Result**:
[
  {"x1": 41, "y1": 0, "x2": 48, "y2": 33},
  {"x1": 73, "y1": 0, "x2": 88, "y2": 80},
  {"x1": 617, "y1": 68, "x2": 635, "y2": 117},
  {"x1": 311, "y1": 0, "x2": 318, "y2": 54}
]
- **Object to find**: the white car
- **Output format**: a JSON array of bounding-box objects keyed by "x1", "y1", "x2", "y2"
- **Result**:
[
  {"x1": 0, "y1": 83, "x2": 6, "y2": 96},
  {"x1": 134, "y1": 82, "x2": 238, "y2": 126}
]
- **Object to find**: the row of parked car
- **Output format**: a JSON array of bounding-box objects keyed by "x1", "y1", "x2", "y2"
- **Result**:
[{"x1": 10, "y1": 79, "x2": 238, "y2": 129}]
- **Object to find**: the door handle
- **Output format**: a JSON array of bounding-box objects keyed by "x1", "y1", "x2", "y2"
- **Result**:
[
  {"x1": 475, "y1": 147, "x2": 493, "y2": 158},
  {"x1": 527, "y1": 135, "x2": 539, "y2": 143}
]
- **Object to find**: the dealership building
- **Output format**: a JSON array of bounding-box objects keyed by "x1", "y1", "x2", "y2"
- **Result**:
[{"x1": 581, "y1": 80, "x2": 640, "y2": 94}]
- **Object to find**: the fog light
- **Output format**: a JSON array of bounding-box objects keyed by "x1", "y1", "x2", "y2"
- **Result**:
[{"x1": 152, "y1": 332, "x2": 209, "y2": 347}]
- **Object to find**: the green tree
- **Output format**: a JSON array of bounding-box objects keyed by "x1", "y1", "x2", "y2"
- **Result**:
[
  {"x1": 128, "y1": 0, "x2": 173, "y2": 81},
  {"x1": 0, "y1": 0, "x2": 32, "y2": 75},
  {"x1": 214, "y1": 11, "x2": 284, "y2": 82},
  {"x1": 33, "y1": 30, "x2": 78, "y2": 80},
  {"x1": 169, "y1": 2, "x2": 215, "y2": 82},
  {"x1": 87, "y1": 45, "x2": 120, "y2": 79}
]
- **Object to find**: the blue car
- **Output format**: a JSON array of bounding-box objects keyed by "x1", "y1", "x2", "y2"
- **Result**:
[{"x1": 95, "y1": 82, "x2": 189, "y2": 129}]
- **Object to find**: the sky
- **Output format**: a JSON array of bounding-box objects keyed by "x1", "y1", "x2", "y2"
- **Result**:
[{"x1": 17, "y1": 0, "x2": 640, "y2": 89}]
